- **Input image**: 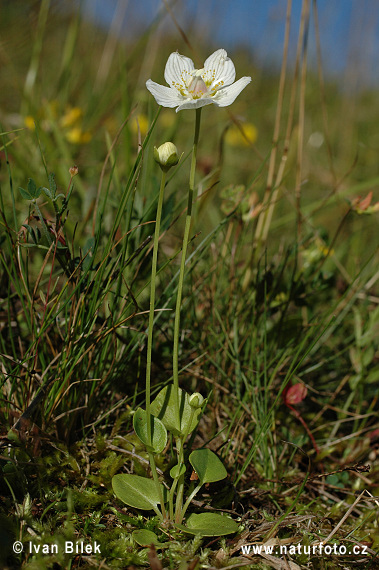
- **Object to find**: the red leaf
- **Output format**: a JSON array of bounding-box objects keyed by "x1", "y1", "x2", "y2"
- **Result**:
[
  {"x1": 284, "y1": 383, "x2": 307, "y2": 405},
  {"x1": 359, "y1": 191, "x2": 373, "y2": 210}
]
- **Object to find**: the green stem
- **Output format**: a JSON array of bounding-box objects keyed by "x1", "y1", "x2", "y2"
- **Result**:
[
  {"x1": 172, "y1": 108, "x2": 202, "y2": 429},
  {"x1": 181, "y1": 482, "x2": 203, "y2": 521},
  {"x1": 174, "y1": 404, "x2": 196, "y2": 523},
  {"x1": 145, "y1": 170, "x2": 167, "y2": 519},
  {"x1": 34, "y1": 201, "x2": 52, "y2": 246},
  {"x1": 148, "y1": 451, "x2": 166, "y2": 520},
  {"x1": 146, "y1": 171, "x2": 166, "y2": 439},
  {"x1": 174, "y1": 436, "x2": 185, "y2": 523},
  {"x1": 168, "y1": 477, "x2": 177, "y2": 520}
]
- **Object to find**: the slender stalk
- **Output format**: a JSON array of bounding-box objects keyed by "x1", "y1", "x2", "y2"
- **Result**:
[
  {"x1": 174, "y1": 405, "x2": 197, "y2": 522},
  {"x1": 174, "y1": 436, "x2": 185, "y2": 523},
  {"x1": 168, "y1": 409, "x2": 196, "y2": 520},
  {"x1": 172, "y1": 108, "x2": 202, "y2": 428},
  {"x1": 171, "y1": 108, "x2": 202, "y2": 523},
  {"x1": 145, "y1": 170, "x2": 168, "y2": 519},
  {"x1": 168, "y1": 475, "x2": 178, "y2": 520},
  {"x1": 146, "y1": 171, "x2": 166, "y2": 438},
  {"x1": 181, "y1": 482, "x2": 203, "y2": 520},
  {"x1": 148, "y1": 451, "x2": 166, "y2": 520},
  {"x1": 253, "y1": 0, "x2": 292, "y2": 256}
]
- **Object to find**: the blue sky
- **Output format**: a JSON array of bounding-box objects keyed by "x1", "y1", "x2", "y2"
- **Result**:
[{"x1": 79, "y1": 0, "x2": 379, "y2": 87}]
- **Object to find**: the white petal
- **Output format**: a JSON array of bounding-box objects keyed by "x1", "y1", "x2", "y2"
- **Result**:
[
  {"x1": 146, "y1": 80, "x2": 182, "y2": 108},
  {"x1": 203, "y1": 49, "x2": 236, "y2": 88},
  {"x1": 164, "y1": 52, "x2": 194, "y2": 88},
  {"x1": 176, "y1": 98, "x2": 214, "y2": 112},
  {"x1": 212, "y1": 76, "x2": 252, "y2": 107}
]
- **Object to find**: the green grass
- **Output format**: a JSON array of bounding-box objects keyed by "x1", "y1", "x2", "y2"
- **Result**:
[{"x1": 1, "y1": 1, "x2": 378, "y2": 568}]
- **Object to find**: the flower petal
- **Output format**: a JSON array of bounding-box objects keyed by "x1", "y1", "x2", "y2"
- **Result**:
[
  {"x1": 176, "y1": 98, "x2": 214, "y2": 112},
  {"x1": 164, "y1": 52, "x2": 194, "y2": 88},
  {"x1": 212, "y1": 76, "x2": 252, "y2": 107},
  {"x1": 146, "y1": 80, "x2": 182, "y2": 108},
  {"x1": 203, "y1": 49, "x2": 236, "y2": 88}
]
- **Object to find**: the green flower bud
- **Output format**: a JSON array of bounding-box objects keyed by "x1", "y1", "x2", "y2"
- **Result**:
[
  {"x1": 154, "y1": 142, "x2": 179, "y2": 172},
  {"x1": 189, "y1": 392, "x2": 204, "y2": 409}
]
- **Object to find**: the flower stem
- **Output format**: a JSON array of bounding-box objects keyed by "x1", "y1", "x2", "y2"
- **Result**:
[
  {"x1": 181, "y1": 482, "x2": 203, "y2": 521},
  {"x1": 146, "y1": 170, "x2": 166, "y2": 438},
  {"x1": 172, "y1": 108, "x2": 202, "y2": 428},
  {"x1": 145, "y1": 169, "x2": 167, "y2": 519},
  {"x1": 174, "y1": 404, "x2": 197, "y2": 523},
  {"x1": 174, "y1": 436, "x2": 186, "y2": 522},
  {"x1": 148, "y1": 451, "x2": 166, "y2": 520}
]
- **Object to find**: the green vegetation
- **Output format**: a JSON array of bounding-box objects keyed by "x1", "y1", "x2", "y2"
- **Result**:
[{"x1": 1, "y1": 1, "x2": 378, "y2": 568}]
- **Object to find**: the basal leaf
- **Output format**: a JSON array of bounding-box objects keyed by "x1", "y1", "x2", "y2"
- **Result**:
[
  {"x1": 189, "y1": 449, "x2": 227, "y2": 484},
  {"x1": 112, "y1": 473, "x2": 167, "y2": 511},
  {"x1": 176, "y1": 513, "x2": 239, "y2": 536},
  {"x1": 132, "y1": 529, "x2": 164, "y2": 547}
]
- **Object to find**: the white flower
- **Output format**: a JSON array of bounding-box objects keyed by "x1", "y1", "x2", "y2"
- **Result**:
[{"x1": 146, "y1": 49, "x2": 251, "y2": 112}]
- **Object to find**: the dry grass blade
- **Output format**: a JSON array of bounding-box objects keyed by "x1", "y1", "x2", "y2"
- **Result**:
[
  {"x1": 318, "y1": 489, "x2": 366, "y2": 546},
  {"x1": 254, "y1": 0, "x2": 292, "y2": 251}
]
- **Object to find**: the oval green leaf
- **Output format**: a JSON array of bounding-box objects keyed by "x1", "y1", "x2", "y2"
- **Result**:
[
  {"x1": 176, "y1": 513, "x2": 239, "y2": 536},
  {"x1": 133, "y1": 407, "x2": 167, "y2": 453},
  {"x1": 132, "y1": 529, "x2": 162, "y2": 547},
  {"x1": 112, "y1": 473, "x2": 167, "y2": 510},
  {"x1": 150, "y1": 385, "x2": 202, "y2": 437},
  {"x1": 170, "y1": 463, "x2": 186, "y2": 479},
  {"x1": 189, "y1": 449, "x2": 227, "y2": 484}
]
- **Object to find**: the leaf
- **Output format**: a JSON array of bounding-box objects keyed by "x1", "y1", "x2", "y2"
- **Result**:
[
  {"x1": 170, "y1": 463, "x2": 186, "y2": 479},
  {"x1": 133, "y1": 408, "x2": 167, "y2": 453},
  {"x1": 19, "y1": 178, "x2": 42, "y2": 200},
  {"x1": 112, "y1": 473, "x2": 167, "y2": 511},
  {"x1": 284, "y1": 383, "x2": 307, "y2": 406},
  {"x1": 132, "y1": 529, "x2": 164, "y2": 547},
  {"x1": 82, "y1": 237, "x2": 95, "y2": 272},
  {"x1": 22, "y1": 224, "x2": 41, "y2": 244},
  {"x1": 48, "y1": 172, "x2": 57, "y2": 199},
  {"x1": 28, "y1": 178, "x2": 41, "y2": 199},
  {"x1": 189, "y1": 449, "x2": 227, "y2": 484},
  {"x1": 150, "y1": 385, "x2": 202, "y2": 437},
  {"x1": 19, "y1": 187, "x2": 33, "y2": 200},
  {"x1": 175, "y1": 513, "x2": 239, "y2": 536}
]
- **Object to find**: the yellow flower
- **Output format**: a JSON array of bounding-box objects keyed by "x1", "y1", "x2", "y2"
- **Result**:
[
  {"x1": 225, "y1": 122, "x2": 258, "y2": 147},
  {"x1": 24, "y1": 116, "x2": 36, "y2": 130},
  {"x1": 302, "y1": 238, "x2": 334, "y2": 269},
  {"x1": 160, "y1": 110, "x2": 176, "y2": 128},
  {"x1": 60, "y1": 107, "x2": 83, "y2": 128},
  {"x1": 130, "y1": 114, "x2": 149, "y2": 137},
  {"x1": 65, "y1": 127, "x2": 92, "y2": 145},
  {"x1": 24, "y1": 102, "x2": 90, "y2": 145}
]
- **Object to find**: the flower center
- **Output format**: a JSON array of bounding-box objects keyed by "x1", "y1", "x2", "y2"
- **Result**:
[{"x1": 187, "y1": 69, "x2": 208, "y2": 98}]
